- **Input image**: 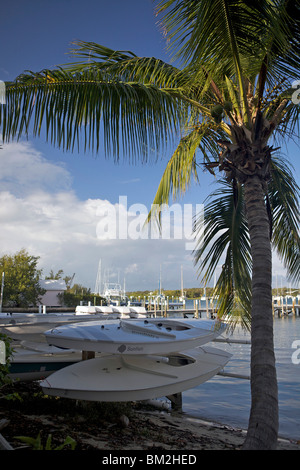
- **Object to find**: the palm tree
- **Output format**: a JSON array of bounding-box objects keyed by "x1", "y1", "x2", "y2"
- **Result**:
[{"x1": 1, "y1": 0, "x2": 299, "y2": 449}]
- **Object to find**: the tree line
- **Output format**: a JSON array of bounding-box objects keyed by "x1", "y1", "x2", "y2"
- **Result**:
[
  {"x1": 128, "y1": 286, "x2": 300, "y2": 300},
  {"x1": 1, "y1": 250, "x2": 299, "y2": 308},
  {"x1": 0, "y1": 250, "x2": 105, "y2": 308}
]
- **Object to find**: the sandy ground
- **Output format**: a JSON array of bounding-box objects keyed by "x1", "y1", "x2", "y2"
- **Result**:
[
  {"x1": 0, "y1": 382, "x2": 299, "y2": 451},
  {"x1": 124, "y1": 409, "x2": 300, "y2": 451},
  {"x1": 1, "y1": 401, "x2": 299, "y2": 451}
]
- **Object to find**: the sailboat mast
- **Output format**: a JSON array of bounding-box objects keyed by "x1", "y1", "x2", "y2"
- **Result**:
[{"x1": 181, "y1": 265, "x2": 183, "y2": 297}]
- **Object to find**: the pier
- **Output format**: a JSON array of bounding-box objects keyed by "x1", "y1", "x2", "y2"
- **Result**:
[
  {"x1": 147, "y1": 296, "x2": 300, "y2": 319},
  {"x1": 147, "y1": 307, "x2": 218, "y2": 320},
  {"x1": 272, "y1": 296, "x2": 300, "y2": 318},
  {"x1": 146, "y1": 298, "x2": 218, "y2": 319},
  {"x1": 151, "y1": 308, "x2": 218, "y2": 319}
]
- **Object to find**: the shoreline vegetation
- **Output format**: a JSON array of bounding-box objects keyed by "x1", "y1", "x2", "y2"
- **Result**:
[
  {"x1": 2, "y1": 286, "x2": 299, "y2": 313},
  {"x1": 127, "y1": 287, "x2": 300, "y2": 299},
  {"x1": 0, "y1": 382, "x2": 299, "y2": 451}
]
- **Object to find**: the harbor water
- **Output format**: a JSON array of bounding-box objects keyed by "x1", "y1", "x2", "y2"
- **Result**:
[{"x1": 179, "y1": 303, "x2": 300, "y2": 441}]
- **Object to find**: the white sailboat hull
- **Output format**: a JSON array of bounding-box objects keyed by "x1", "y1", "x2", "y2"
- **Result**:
[
  {"x1": 75, "y1": 305, "x2": 120, "y2": 319},
  {"x1": 129, "y1": 306, "x2": 148, "y2": 318},
  {"x1": 0, "y1": 312, "x2": 111, "y2": 342},
  {"x1": 44, "y1": 318, "x2": 227, "y2": 355},
  {"x1": 9, "y1": 345, "x2": 83, "y2": 382},
  {"x1": 40, "y1": 346, "x2": 232, "y2": 402}
]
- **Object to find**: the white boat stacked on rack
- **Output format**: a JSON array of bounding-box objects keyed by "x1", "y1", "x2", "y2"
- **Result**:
[
  {"x1": 129, "y1": 306, "x2": 149, "y2": 318},
  {"x1": 75, "y1": 305, "x2": 120, "y2": 319},
  {"x1": 8, "y1": 343, "x2": 84, "y2": 382},
  {"x1": 44, "y1": 318, "x2": 226, "y2": 355},
  {"x1": 96, "y1": 306, "x2": 120, "y2": 319},
  {"x1": 112, "y1": 305, "x2": 131, "y2": 318},
  {"x1": 111, "y1": 305, "x2": 150, "y2": 318},
  {"x1": 40, "y1": 345, "x2": 232, "y2": 401},
  {"x1": 39, "y1": 317, "x2": 230, "y2": 401},
  {"x1": 75, "y1": 305, "x2": 98, "y2": 315},
  {"x1": 0, "y1": 311, "x2": 111, "y2": 342}
]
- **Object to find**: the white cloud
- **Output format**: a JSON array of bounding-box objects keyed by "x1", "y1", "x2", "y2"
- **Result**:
[
  {"x1": 0, "y1": 142, "x2": 72, "y2": 196},
  {"x1": 0, "y1": 142, "x2": 199, "y2": 291},
  {"x1": 0, "y1": 142, "x2": 289, "y2": 292}
]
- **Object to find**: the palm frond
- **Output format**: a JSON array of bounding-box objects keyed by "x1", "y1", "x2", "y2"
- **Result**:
[
  {"x1": 260, "y1": 0, "x2": 300, "y2": 86},
  {"x1": 66, "y1": 41, "x2": 216, "y2": 119},
  {"x1": 270, "y1": 156, "x2": 300, "y2": 283},
  {"x1": 192, "y1": 153, "x2": 300, "y2": 328},
  {"x1": 146, "y1": 121, "x2": 224, "y2": 228},
  {"x1": 156, "y1": 0, "x2": 300, "y2": 130},
  {"x1": 156, "y1": 0, "x2": 274, "y2": 123},
  {"x1": 193, "y1": 179, "x2": 251, "y2": 327},
  {"x1": 1, "y1": 67, "x2": 185, "y2": 160},
  {"x1": 65, "y1": 41, "x2": 190, "y2": 89},
  {"x1": 156, "y1": 0, "x2": 264, "y2": 66}
]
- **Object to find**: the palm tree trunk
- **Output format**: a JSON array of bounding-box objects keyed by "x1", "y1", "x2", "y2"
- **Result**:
[{"x1": 242, "y1": 175, "x2": 278, "y2": 450}]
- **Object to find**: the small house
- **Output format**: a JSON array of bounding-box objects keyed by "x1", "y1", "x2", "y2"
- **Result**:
[{"x1": 39, "y1": 279, "x2": 66, "y2": 307}]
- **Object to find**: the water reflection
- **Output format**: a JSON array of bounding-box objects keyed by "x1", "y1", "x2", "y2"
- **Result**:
[{"x1": 180, "y1": 317, "x2": 300, "y2": 440}]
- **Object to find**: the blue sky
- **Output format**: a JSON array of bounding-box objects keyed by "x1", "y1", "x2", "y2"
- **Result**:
[
  {"x1": 1, "y1": 0, "x2": 209, "y2": 205},
  {"x1": 0, "y1": 0, "x2": 298, "y2": 292}
]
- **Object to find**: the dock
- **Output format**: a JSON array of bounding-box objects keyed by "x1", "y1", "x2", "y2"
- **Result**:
[
  {"x1": 272, "y1": 296, "x2": 300, "y2": 318},
  {"x1": 147, "y1": 307, "x2": 218, "y2": 320},
  {"x1": 146, "y1": 297, "x2": 219, "y2": 319},
  {"x1": 147, "y1": 298, "x2": 300, "y2": 319}
]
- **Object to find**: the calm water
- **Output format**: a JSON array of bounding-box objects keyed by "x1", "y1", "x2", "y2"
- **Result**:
[{"x1": 179, "y1": 309, "x2": 300, "y2": 441}]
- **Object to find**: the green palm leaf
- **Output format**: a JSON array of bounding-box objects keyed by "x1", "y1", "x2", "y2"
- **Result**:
[
  {"x1": 270, "y1": 156, "x2": 300, "y2": 283},
  {"x1": 146, "y1": 120, "x2": 226, "y2": 228},
  {"x1": 1, "y1": 67, "x2": 186, "y2": 160},
  {"x1": 193, "y1": 155, "x2": 300, "y2": 329},
  {"x1": 193, "y1": 179, "x2": 251, "y2": 328}
]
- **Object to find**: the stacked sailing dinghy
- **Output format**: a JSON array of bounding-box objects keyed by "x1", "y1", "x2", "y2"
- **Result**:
[{"x1": 40, "y1": 318, "x2": 232, "y2": 401}]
